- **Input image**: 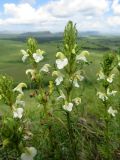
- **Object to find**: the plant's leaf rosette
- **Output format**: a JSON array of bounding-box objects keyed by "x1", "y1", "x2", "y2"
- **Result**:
[
  {"x1": 108, "y1": 107, "x2": 117, "y2": 117},
  {"x1": 21, "y1": 147, "x2": 37, "y2": 160},
  {"x1": 52, "y1": 71, "x2": 64, "y2": 86},
  {"x1": 56, "y1": 52, "x2": 68, "y2": 69}
]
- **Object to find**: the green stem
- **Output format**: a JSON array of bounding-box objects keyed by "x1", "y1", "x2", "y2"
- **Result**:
[
  {"x1": 66, "y1": 112, "x2": 77, "y2": 160},
  {"x1": 103, "y1": 88, "x2": 111, "y2": 159}
]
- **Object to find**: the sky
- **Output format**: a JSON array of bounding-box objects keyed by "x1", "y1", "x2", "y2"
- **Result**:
[{"x1": 0, "y1": 0, "x2": 120, "y2": 33}]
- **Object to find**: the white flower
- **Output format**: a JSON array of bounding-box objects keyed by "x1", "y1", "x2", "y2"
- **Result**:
[
  {"x1": 56, "y1": 52, "x2": 68, "y2": 69},
  {"x1": 107, "y1": 88, "x2": 117, "y2": 96},
  {"x1": 107, "y1": 74, "x2": 115, "y2": 83},
  {"x1": 97, "y1": 71, "x2": 105, "y2": 80},
  {"x1": 108, "y1": 107, "x2": 117, "y2": 117},
  {"x1": 72, "y1": 71, "x2": 84, "y2": 88},
  {"x1": 97, "y1": 92, "x2": 108, "y2": 101},
  {"x1": 33, "y1": 53, "x2": 44, "y2": 63},
  {"x1": 57, "y1": 90, "x2": 66, "y2": 100},
  {"x1": 56, "y1": 58, "x2": 68, "y2": 69},
  {"x1": 73, "y1": 78, "x2": 79, "y2": 88},
  {"x1": 13, "y1": 83, "x2": 27, "y2": 94},
  {"x1": 76, "y1": 51, "x2": 89, "y2": 62},
  {"x1": 52, "y1": 71, "x2": 63, "y2": 85},
  {"x1": 55, "y1": 76, "x2": 63, "y2": 85},
  {"x1": 76, "y1": 55, "x2": 87, "y2": 62},
  {"x1": 40, "y1": 64, "x2": 51, "y2": 73},
  {"x1": 13, "y1": 107, "x2": 24, "y2": 119},
  {"x1": 26, "y1": 69, "x2": 36, "y2": 80},
  {"x1": 21, "y1": 50, "x2": 29, "y2": 62},
  {"x1": 72, "y1": 97, "x2": 81, "y2": 106},
  {"x1": 21, "y1": 147, "x2": 37, "y2": 160},
  {"x1": 63, "y1": 102, "x2": 73, "y2": 112}
]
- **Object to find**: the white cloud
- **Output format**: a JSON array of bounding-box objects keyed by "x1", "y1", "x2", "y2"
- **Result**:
[
  {"x1": 0, "y1": 0, "x2": 114, "y2": 32},
  {"x1": 3, "y1": 3, "x2": 56, "y2": 25},
  {"x1": 43, "y1": 0, "x2": 109, "y2": 17},
  {"x1": 112, "y1": 0, "x2": 120, "y2": 14},
  {"x1": 107, "y1": 16, "x2": 120, "y2": 26}
]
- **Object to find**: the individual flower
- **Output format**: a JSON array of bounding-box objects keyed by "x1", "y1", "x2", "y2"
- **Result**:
[
  {"x1": 33, "y1": 53, "x2": 44, "y2": 63},
  {"x1": 21, "y1": 147, "x2": 37, "y2": 160},
  {"x1": 76, "y1": 50, "x2": 89, "y2": 63},
  {"x1": 97, "y1": 70, "x2": 105, "y2": 80},
  {"x1": 56, "y1": 52, "x2": 68, "y2": 69},
  {"x1": 26, "y1": 69, "x2": 36, "y2": 80},
  {"x1": 57, "y1": 90, "x2": 66, "y2": 100},
  {"x1": 97, "y1": 92, "x2": 108, "y2": 101},
  {"x1": 73, "y1": 78, "x2": 79, "y2": 88},
  {"x1": 72, "y1": 97, "x2": 81, "y2": 106},
  {"x1": 33, "y1": 49, "x2": 44, "y2": 63},
  {"x1": 72, "y1": 71, "x2": 84, "y2": 88},
  {"x1": 21, "y1": 50, "x2": 29, "y2": 62},
  {"x1": 108, "y1": 106, "x2": 117, "y2": 117},
  {"x1": 13, "y1": 107, "x2": 24, "y2": 119},
  {"x1": 40, "y1": 64, "x2": 51, "y2": 73},
  {"x1": 52, "y1": 71, "x2": 64, "y2": 85},
  {"x1": 107, "y1": 74, "x2": 115, "y2": 83},
  {"x1": 107, "y1": 88, "x2": 117, "y2": 96},
  {"x1": 63, "y1": 102, "x2": 73, "y2": 112},
  {"x1": 13, "y1": 83, "x2": 27, "y2": 94}
]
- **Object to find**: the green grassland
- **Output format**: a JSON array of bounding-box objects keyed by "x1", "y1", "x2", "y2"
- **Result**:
[{"x1": 0, "y1": 35, "x2": 119, "y2": 82}]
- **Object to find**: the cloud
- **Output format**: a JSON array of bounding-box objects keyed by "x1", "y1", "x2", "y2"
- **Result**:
[
  {"x1": 43, "y1": 0, "x2": 109, "y2": 18},
  {"x1": 3, "y1": 3, "x2": 56, "y2": 25},
  {"x1": 0, "y1": 0, "x2": 114, "y2": 32},
  {"x1": 107, "y1": 16, "x2": 120, "y2": 26},
  {"x1": 111, "y1": 0, "x2": 120, "y2": 14}
]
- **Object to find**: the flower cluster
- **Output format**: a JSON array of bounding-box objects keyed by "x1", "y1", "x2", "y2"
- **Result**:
[
  {"x1": 97, "y1": 54, "x2": 118, "y2": 117},
  {"x1": 0, "y1": 75, "x2": 37, "y2": 159}
]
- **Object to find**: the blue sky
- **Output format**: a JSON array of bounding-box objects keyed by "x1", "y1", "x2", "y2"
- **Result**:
[{"x1": 0, "y1": 0, "x2": 120, "y2": 33}]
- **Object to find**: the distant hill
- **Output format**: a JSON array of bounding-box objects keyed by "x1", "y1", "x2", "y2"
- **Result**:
[
  {"x1": 79, "y1": 31, "x2": 100, "y2": 37},
  {"x1": 20, "y1": 31, "x2": 63, "y2": 38},
  {"x1": 0, "y1": 30, "x2": 101, "y2": 39}
]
